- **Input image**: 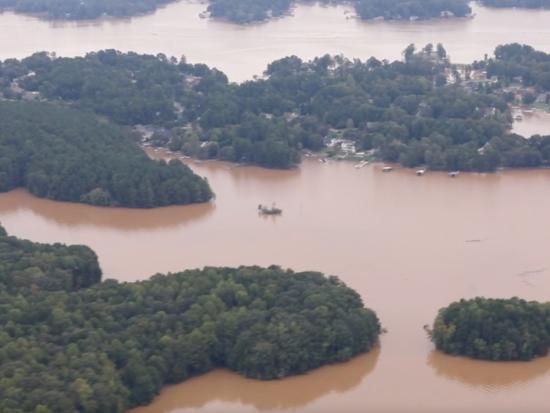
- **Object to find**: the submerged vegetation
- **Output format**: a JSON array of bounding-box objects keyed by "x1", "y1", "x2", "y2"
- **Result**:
[
  {"x1": 0, "y1": 101, "x2": 212, "y2": 207},
  {"x1": 431, "y1": 297, "x2": 550, "y2": 361},
  {"x1": 0, "y1": 226, "x2": 381, "y2": 413}
]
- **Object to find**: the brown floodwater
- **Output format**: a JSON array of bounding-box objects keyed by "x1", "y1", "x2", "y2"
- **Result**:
[
  {"x1": 512, "y1": 110, "x2": 550, "y2": 137},
  {"x1": 0, "y1": 2, "x2": 550, "y2": 81},
  {"x1": 1, "y1": 150, "x2": 550, "y2": 412}
]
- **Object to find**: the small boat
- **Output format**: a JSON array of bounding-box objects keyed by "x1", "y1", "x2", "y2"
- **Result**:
[
  {"x1": 354, "y1": 160, "x2": 369, "y2": 169},
  {"x1": 382, "y1": 166, "x2": 393, "y2": 172},
  {"x1": 514, "y1": 115, "x2": 523, "y2": 121},
  {"x1": 448, "y1": 171, "x2": 460, "y2": 178},
  {"x1": 319, "y1": 158, "x2": 327, "y2": 163},
  {"x1": 416, "y1": 169, "x2": 426, "y2": 176},
  {"x1": 258, "y1": 203, "x2": 282, "y2": 215}
]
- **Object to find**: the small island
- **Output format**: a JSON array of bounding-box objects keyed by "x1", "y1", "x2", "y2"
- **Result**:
[
  {"x1": 0, "y1": 225, "x2": 381, "y2": 413},
  {"x1": 431, "y1": 297, "x2": 550, "y2": 361}
]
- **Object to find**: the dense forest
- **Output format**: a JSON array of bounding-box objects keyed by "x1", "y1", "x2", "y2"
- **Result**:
[
  {"x1": 2, "y1": 46, "x2": 550, "y2": 171},
  {"x1": 0, "y1": 224, "x2": 101, "y2": 293},
  {"x1": 0, "y1": 226, "x2": 381, "y2": 413},
  {"x1": 355, "y1": 0, "x2": 471, "y2": 21},
  {"x1": 0, "y1": 101, "x2": 212, "y2": 207},
  {"x1": 431, "y1": 297, "x2": 550, "y2": 361},
  {"x1": 480, "y1": 0, "x2": 550, "y2": 8}
]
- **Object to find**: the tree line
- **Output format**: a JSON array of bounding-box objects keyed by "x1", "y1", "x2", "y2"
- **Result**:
[
  {"x1": 2, "y1": 46, "x2": 550, "y2": 171},
  {"x1": 0, "y1": 0, "x2": 173, "y2": 20},
  {"x1": 0, "y1": 101, "x2": 212, "y2": 207},
  {"x1": 0, "y1": 0, "x2": 472, "y2": 23},
  {"x1": 2, "y1": 0, "x2": 550, "y2": 23},
  {"x1": 355, "y1": 0, "x2": 471, "y2": 21},
  {"x1": 0, "y1": 226, "x2": 381, "y2": 413},
  {"x1": 480, "y1": 0, "x2": 550, "y2": 8}
]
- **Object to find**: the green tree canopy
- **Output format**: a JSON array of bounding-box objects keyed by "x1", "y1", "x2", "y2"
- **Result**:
[
  {"x1": 0, "y1": 101, "x2": 212, "y2": 207},
  {"x1": 431, "y1": 297, "x2": 550, "y2": 361}
]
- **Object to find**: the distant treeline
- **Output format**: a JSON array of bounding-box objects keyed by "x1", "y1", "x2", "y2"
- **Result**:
[
  {"x1": 0, "y1": 0, "x2": 476, "y2": 23},
  {"x1": 432, "y1": 297, "x2": 550, "y2": 361},
  {"x1": 0, "y1": 226, "x2": 381, "y2": 413},
  {"x1": 208, "y1": 0, "x2": 473, "y2": 24},
  {"x1": 480, "y1": 0, "x2": 550, "y2": 8},
  {"x1": 355, "y1": 0, "x2": 471, "y2": 21},
  {"x1": 0, "y1": 101, "x2": 212, "y2": 207},
  {"x1": 207, "y1": 0, "x2": 292, "y2": 23},
  {"x1": 1, "y1": 0, "x2": 549, "y2": 23},
  {"x1": 0, "y1": 0, "x2": 173, "y2": 19}
]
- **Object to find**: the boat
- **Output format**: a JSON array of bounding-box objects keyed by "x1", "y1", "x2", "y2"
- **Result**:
[
  {"x1": 416, "y1": 169, "x2": 426, "y2": 176},
  {"x1": 354, "y1": 160, "x2": 369, "y2": 169},
  {"x1": 258, "y1": 203, "x2": 282, "y2": 215},
  {"x1": 514, "y1": 114, "x2": 523, "y2": 121},
  {"x1": 448, "y1": 171, "x2": 460, "y2": 178},
  {"x1": 382, "y1": 166, "x2": 393, "y2": 172}
]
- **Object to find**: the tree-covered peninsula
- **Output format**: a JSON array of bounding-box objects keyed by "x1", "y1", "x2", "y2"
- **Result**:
[
  {"x1": 0, "y1": 226, "x2": 381, "y2": 413},
  {"x1": 2, "y1": 46, "x2": 550, "y2": 171},
  {"x1": 0, "y1": 101, "x2": 212, "y2": 207},
  {"x1": 431, "y1": 297, "x2": 550, "y2": 361}
]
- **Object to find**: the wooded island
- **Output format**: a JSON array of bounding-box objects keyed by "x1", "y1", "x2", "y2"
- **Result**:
[{"x1": 0, "y1": 226, "x2": 381, "y2": 413}]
